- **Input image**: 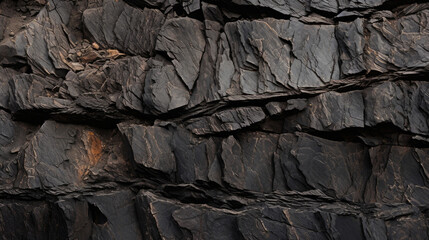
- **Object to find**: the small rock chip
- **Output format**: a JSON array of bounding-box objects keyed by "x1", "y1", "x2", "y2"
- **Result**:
[
  {"x1": 106, "y1": 49, "x2": 125, "y2": 59},
  {"x1": 92, "y1": 42, "x2": 100, "y2": 50}
]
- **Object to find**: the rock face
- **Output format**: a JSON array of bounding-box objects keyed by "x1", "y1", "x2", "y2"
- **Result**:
[{"x1": 1, "y1": 0, "x2": 429, "y2": 239}]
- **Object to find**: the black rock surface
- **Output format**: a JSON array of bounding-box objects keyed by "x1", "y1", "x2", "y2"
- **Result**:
[{"x1": 0, "y1": 0, "x2": 429, "y2": 239}]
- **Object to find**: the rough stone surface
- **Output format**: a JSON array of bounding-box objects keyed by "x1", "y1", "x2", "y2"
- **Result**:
[
  {"x1": 118, "y1": 123, "x2": 176, "y2": 177},
  {"x1": 285, "y1": 90, "x2": 365, "y2": 131},
  {"x1": 1, "y1": 0, "x2": 429, "y2": 239},
  {"x1": 337, "y1": 18, "x2": 366, "y2": 75},
  {"x1": 186, "y1": 106, "x2": 266, "y2": 135},
  {"x1": 83, "y1": 0, "x2": 165, "y2": 57},
  {"x1": 366, "y1": 10, "x2": 429, "y2": 72},
  {"x1": 155, "y1": 17, "x2": 206, "y2": 90}
]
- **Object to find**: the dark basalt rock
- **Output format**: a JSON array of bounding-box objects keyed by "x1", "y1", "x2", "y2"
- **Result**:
[
  {"x1": 0, "y1": 67, "x2": 17, "y2": 109},
  {"x1": 366, "y1": 10, "x2": 429, "y2": 72},
  {"x1": 276, "y1": 133, "x2": 371, "y2": 201},
  {"x1": 15, "y1": 120, "x2": 133, "y2": 191},
  {"x1": 86, "y1": 190, "x2": 142, "y2": 239},
  {"x1": 364, "y1": 81, "x2": 429, "y2": 136},
  {"x1": 118, "y1": 123, "x2": 176, "y2": 177},
  {"x1": 83, "y1": 0, "x2": 165, "y2": 57},
  {"x1": 336, "y1": 18, "x2": 366, "y2": 75},
  {"x1": 221, "y1": 132, "x2": 278, "y2": 192},
  {"x1": 143, "y1": 56, "x2": 191, "y2": 114},
  {"x1": 1, "y1": 0, "x2": 429, "y2": 239},
  {"x1": 0, "y1": 0, "x2": 74, "y2": 76},
  {"x1": 284, "y1": 90, "x2": 364, "y2": 131},
  {"x1": 186, "y1": 106, "x2": 266, "y2": 135},
  {"x1": 0, "y1": 200, "x2": 67, "y2": 240},
  {"x1": 155, "y1": 17, "x2": 206, "y2": 90},
  {"x1": 229, "y1": 0, "x2": 309, "y2": 17}
]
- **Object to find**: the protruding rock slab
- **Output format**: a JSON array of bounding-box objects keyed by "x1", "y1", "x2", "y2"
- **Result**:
[
  {"x1": 86, "y1": 190, "x2": 142, "y2": 239},
  {"x1": 186, "y1": 106, "x2": 266, "y2": 135},
  {"x1": 285, "y1": 91, "x2": 364, "y2": 131},
  {"x1": 365, "y1": 146, "x2": 429, "y2": 204},
  {"x1": 337, "y1": 18, "x2": 365, "y2": 75},
  {"x1": 366, "y1": 10, "x2": 429, "y2": 72},
  {"x1": 275, "y1": 133, "x2": 370, "y2": 201},
  {"x1": 15, "y1": 121, "x2": 132, "y2": 190},
  {"x1": 143, "y1": 57, "x2": 190, "y2": 114},
  {"x1": 83, "y1": 0, "x2": 165, "y2": 57},
  {"x1": 221, "y1": 132, "x2": 278, "y2": 192},
  {"x1": 118, "y1": 123, "x2": 176, "y2": 177},
  {"x1": 364, "y1": 81, "x2": 429, "y2": 136},
  {"x1": 155, "y1": 17, "x2": 206, "y2": 90}
]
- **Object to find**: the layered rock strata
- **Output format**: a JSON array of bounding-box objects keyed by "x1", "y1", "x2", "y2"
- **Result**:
[{"x1": 0, "y1": 0, "x2": 429, "y2": 239}]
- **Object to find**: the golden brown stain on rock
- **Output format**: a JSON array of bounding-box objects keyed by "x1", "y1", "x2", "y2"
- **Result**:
[
  {"x1": 87, "y1": 131, "x2": 103, "y2": 166},
  {"x1": 77, "y1": 131, "x2": 104, "y2": 180}
]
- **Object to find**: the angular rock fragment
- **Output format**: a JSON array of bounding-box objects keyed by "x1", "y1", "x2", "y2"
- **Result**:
[
  {"x1": 339, "y1": 0, "x2": 388, "y2": 9},
  {"x1": 171, "y1": 127, "x2": 220, "y2": 184},
  {"x1": 186, "y1": 106, "x2": 266, "y2": 135},
  {"x1": 215, "y1": 33, "x2": 235, "y2": 97},
  {"x1": 285, "y1": 91, "x2": 364, "y2": 131},
  {"x1": 363, "y1": 81, "x2": 429, "y2": 136},
  {"x1": 262, "y1": 18, "x2": 340, "y2": 89},
  {"x1": 0, "y1": 111, "x2": 34, "y2": 187},
  {"x1": 0, "y1": 67, "x2": 17, "y2": 109},
  {"x1": 364, "y1": 82, "x2": 407, "y2": 129},
  {"x1": 365, "y1": 146, "x2": 429, "y2": 203},
  {"x1": 221, "y1": 132, "x2": 278, "y2": 192},
  {"x1": 114, "y1": 7, "x2": 165, "y2": 56},
  {"x1": 202, "y1": 2, "x2": 224, "y2": 23},
  {"x1": 320, "y1": 212, "x2": 365, "y2": 240},
  {"x1": 0, "y1": 0, "x2": 75, "y2": 76},
  {"x1": 173, "y1": 205, "x2": 241, "y2": 239},
  {"x1": 337, "y1": 18, "x2": 366, "y2": 75},
  {"x1": 265, "y1": 102, "x2": 288, "y2": 116},
  {"x1": 155, "y1": 17, "x2": 206, "y2": 90},
  {"x1": 405, "y1": 185, "x2": 429, "y2": 208},
  {"x1": 15, "y1": 121, "x2": 132, "y2": 190},
  {"x1": 188, "y1": 20, "x2": 223, "y2": 107},
  {"x1": 238, "y1": 208, "x2": 290, "y2": 239},
  {"x1": 55, "y1": 199, "x2": 92, "y2": 239},
  {"x1": 182, "y1": 0, "x2": 201, "y2": 14},
  {"x1": 118, "y1": 123, "x2": 176, "y2": 177},
  {"x1": 275, "y1": 133, "x2": 370, "y2": 201},
  {"x1": 83, "y1": 0, "x2": 165, "y2": 57},
  {"x1": 119, "y1": 123, "x2": 221, "y2": 184},
  {"x1": 284, "y1": 20, "x2": 340, "y2": 88},
  {"x1": 9, "y1": 73, "x2": 73, "y2": 114},
  {"x1": 143, "y1": 57, "x2": 190, "y2": 114},
  {"x1": 265, "y1": 98, "x2": 307, "y2": 116},
  {"x1": 311, "y1": 0, "x2": 339, "y2": 13},
  {"x1": 366, "y1": 10, "x2": 429, "y2": 72},
  {"x1": 105, "y1": 56, "x2": 149, "y2": 113},
  {"x1": 86, "y1": 190, "x2": 142, "y2": 239},
  {"x1": 136, "y1": 191, "x2": 186, "y2": 239},
  {"x1": 225, "y1": 20, "x2": 291, "y2": 93},
  {"x1": 8, "y1": 71, "x2": 127, "y2": 122},
  {"x1": 282, "y1": 208, "x2": 329, "y2": 239},
  {"x1": 230, "y1": 0, "x2": 309, "y2": 17},
  {"x1": 239, "y1": 206, "x2": 358, "y2": 239},
  {"x1": 137, "y1": 190, "x2": 242, "y2": 239},
  {"x1": 60, "y1": 56, "x2": 148, "y2": 114}
]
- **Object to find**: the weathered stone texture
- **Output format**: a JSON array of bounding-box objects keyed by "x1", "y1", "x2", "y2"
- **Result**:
[{"x1": 1, "y1": 0, "x2": 429, "y2": 238}]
